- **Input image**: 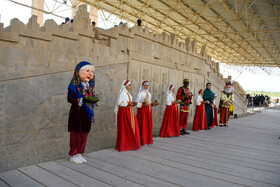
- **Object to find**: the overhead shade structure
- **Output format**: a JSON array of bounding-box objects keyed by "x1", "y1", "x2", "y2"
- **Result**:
[{"x1": 80, "y1": 0, "x2": 280, "y2": 67}]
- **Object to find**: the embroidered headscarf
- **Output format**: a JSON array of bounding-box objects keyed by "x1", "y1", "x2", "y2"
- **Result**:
[
  {"x1": 167, "y1": 85, "x2": 175, "y2": 94},
  {"x1": 139, "y1": 80, "x2": 150, "y2": 93},
  {"x1": 68, "y1": 61, "x2": 95, "y2": 121}
]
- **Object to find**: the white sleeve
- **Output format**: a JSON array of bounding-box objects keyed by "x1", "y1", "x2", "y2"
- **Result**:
[
  {"x1": 166, "y1": 94, "x2": 173, "y2": 106},
  {"x1": 118, "y1": 92, "x2": 128, "y2": 107},
  {"x1": 196, "y1": 95, "x2": 202, "y2": 106},
  {"x1": 136, "y1": 92, "x2": 143, "y2": 108},
  {"x1": 78, "y1": 98, "x2": 83, "y2": 106}
]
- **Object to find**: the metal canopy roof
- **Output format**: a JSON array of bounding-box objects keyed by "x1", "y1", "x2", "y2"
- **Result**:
[{"x1": 81, "y1": 0, "x2": 280, "y2": 67}]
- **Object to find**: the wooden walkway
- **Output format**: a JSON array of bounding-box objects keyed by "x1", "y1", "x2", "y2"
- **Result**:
[{"x1": 1, "y1": 107, "x2": 280, "y2": 187}]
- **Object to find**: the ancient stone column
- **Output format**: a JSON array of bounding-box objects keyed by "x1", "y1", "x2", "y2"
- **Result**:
[
  {"x1": 71, "y1": 1, "x2": 98, "y2": 27},
  {"x1": 31, "y1": 0, "x2": 44, "y2": 26},
  {"x1": 89, "y1": 6, "x2": 98, "y2": 27}
]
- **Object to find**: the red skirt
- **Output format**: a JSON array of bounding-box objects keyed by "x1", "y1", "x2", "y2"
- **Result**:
[
  {"x1": 220, "y1": 106, "x2": 230, "y2": 124},
  {"x1": 137, "y1": 106, "x2": 153, "y2": 145},
  {"x1": 192, "y1": 103, "x2": 207, "y2": 131},
  {"x1": 212, "y1": 105, "x2": 218, "y2": 127},
  {"x1": 115, "y1": 107, "x2": 141, "y2": 152},
  {"x1": 160, "y1": 104, "x2": 180, "y2": 137}
]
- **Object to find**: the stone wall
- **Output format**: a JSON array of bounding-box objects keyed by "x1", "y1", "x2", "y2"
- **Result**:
[{"x1": 0, "y1": 5, "x2": 247, "y2": 172}]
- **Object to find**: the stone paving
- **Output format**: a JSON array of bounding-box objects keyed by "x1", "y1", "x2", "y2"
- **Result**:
[{"x1": 1, "y1": 106, "x2": 280, "y2": 187}]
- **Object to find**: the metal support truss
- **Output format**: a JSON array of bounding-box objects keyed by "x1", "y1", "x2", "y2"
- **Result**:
[
  {"x1": 6, "y1": 0, "x2": 132, "y2": 30},
  {"x1": 79, "y1": 0, "x2": 280, "y2": 68},
  {"x1": 5, "y1": 0, "x2": 280, "y2": 68},
  {"x1": 220, "y1": 63, "x2": 280, "y2": 76}
]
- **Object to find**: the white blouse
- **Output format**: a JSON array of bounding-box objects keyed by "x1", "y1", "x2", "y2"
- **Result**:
[
  {"x1": 118, "y1": 90, "x2": 132, "y2": 107},
  {"x1": 166, "y1": 92, "x2": 176, "y2": 106},
  {"x1": 196, "y1": 94, "x2": 203, "y2": 106},
  {"x1": 136, "y1": 91, "x2": 152, "y2": 108},
  {"x1": 81, "y1": 82, "x2": 89, "y2": 90}
]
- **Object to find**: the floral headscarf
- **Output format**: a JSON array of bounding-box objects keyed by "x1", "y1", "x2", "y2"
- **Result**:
[{"x1": 68, "y1": 61, "x2": 95, "y2": 121}]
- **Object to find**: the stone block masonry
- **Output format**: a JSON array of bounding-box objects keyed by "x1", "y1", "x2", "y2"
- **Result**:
[{"x1": 0, "y1": 5, "x2": 247, "y2": 172}]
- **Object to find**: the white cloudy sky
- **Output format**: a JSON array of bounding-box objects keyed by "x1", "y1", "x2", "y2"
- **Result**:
[{"x1": 1, "y1": 0, "x2": 280, "y2": 92}]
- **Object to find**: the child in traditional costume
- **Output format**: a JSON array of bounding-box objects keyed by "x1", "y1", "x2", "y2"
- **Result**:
[
  {"x1": 136, "y1": 81, "x2": 158, "y2": 146},
  {"x1": 115, "y1": 80, "x2": 141, "y2": 151},
  {"x1": 67, "y1": 61, "x2": 95, "y2": 164},
  {"x1": 192, "y1": 89, "x2": 208, "y2": 131},
  {"x1": 212, "y1": 93, "x2": 219, "y2": 127},
  {"x1": 159, "y1": 85, "x2": 180, "y2": 137}
]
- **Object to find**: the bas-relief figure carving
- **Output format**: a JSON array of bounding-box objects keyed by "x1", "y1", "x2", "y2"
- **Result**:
[{"x1": 0, "y1": 4, "x2": 247, "y2": 171}]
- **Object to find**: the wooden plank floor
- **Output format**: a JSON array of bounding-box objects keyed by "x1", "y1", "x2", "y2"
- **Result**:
[{"x1": 1, "y1": 107, "x2": 280, "y2": 187}]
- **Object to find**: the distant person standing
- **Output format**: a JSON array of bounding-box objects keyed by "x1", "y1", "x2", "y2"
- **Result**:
[
  {"x1": 260, "y1": 94, "x2": 265, "y2": 107},
  {"x1": 137, "y1": 19, "x2": 142, "y2": 26},
  {"x1": 62, "y1": 17, "x2": 70, "y2": 25},
  {"x1": 255, "y1": 95, "x2": 260, "y2": 107},
  {"x1": 246, "y1": 94, "x2": 250, "y2": 106},
  {"x1": 92, "y1": 21, "x2": 96, "y2": 27}
]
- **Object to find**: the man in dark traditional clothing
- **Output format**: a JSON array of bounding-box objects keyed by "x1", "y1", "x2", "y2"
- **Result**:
[
  {"x1": 176, "y1": 79, "x2": 192, "y2": 135},
  {"x1": 203, "y1": 83, "x2": 214, "y2": 130},
  {"x1": 260, "y1": 94, "x2": 265, "y2": 107},
  {"x1": 219, "y1": 80, "x2": 234, "y2": 127}
]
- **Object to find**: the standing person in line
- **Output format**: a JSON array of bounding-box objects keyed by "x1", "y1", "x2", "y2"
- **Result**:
[
  {"x1": 62, "y1": 17, "x2": 70, "y2": 25},
  {"x1": 137, "y1": 19, "x2": 142, "y2": 26},
  {"x1": 136, "y1": 81, "x2": 158, "y2": 146},
  {"x1": 219, "y1": 80, "x2": 234, "y2": 127},
  {"x1": 212, "y1": 93, "x2": 219, "y2": 127},
  {"x1": 203, "y1": 83, "x2": 214, "y2": 130},
  {"x1": 176, "y1": 79, "x2": 192, "y2": 135},
  {"x1": 92, "y1": 21, "x2": 97, "y2": 31},
  {"x1": 159, "y1": 85, "x2": 180, "y2": 138},
  {"x1": 192, "y1": 89, "x2": 208, "y2": 131},
  {"x1": 67, "y1": 61, "x2": 95, "y2": 164},
  {"x1": 115, "y1": 80, "x2": 141, "y2": 151}
]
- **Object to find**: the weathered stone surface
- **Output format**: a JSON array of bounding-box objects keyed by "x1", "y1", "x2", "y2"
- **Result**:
[{"x1": 0, "y1": 4, "x2": 247, "y2": 172}]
